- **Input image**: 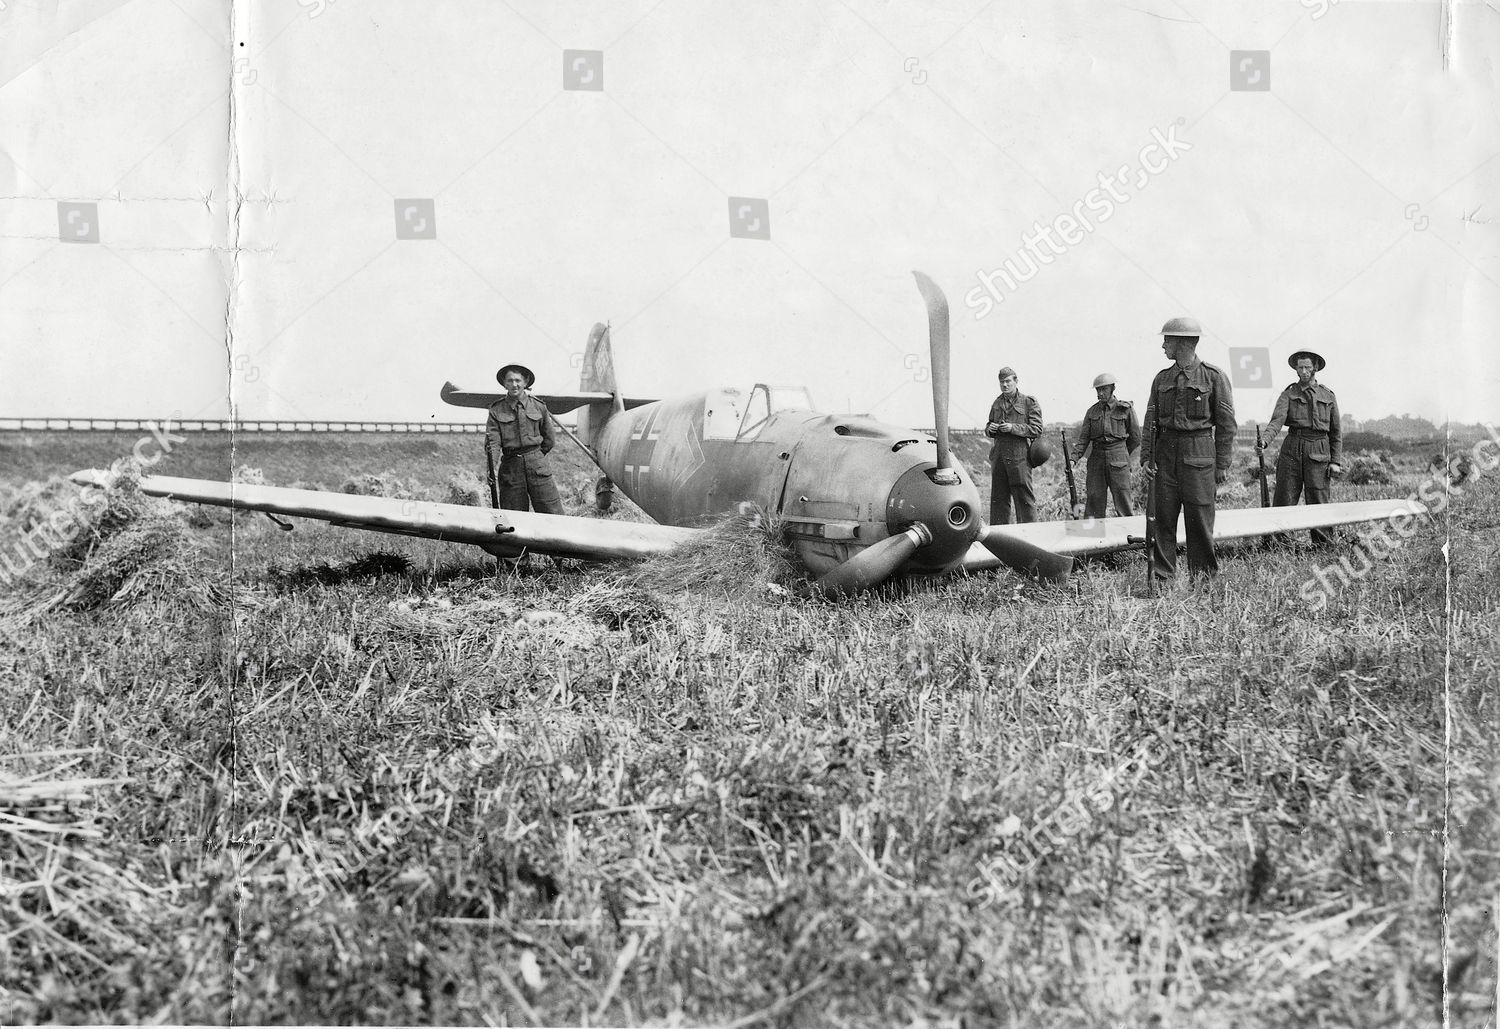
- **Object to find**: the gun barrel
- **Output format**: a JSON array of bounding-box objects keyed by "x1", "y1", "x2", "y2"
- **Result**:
[
  {"x1": 1061, "y1": 429, "x2": 1079, "y2": 513},
  {"x1": 1255, "y1": 423, "x2": 1270, "y2": 508},
  {"x1": 1143, "y1": 466, "x2": 1156, "y2": 597}
]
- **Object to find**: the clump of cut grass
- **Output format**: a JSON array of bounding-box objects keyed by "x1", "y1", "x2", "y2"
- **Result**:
[
  {"x1": 445, "y1": 470, "x2": 485, "y2": 506},
  {"x1": 57, "y1": 517, "x2": 197, "y2": 609},
  {"x1": 566, "y1": 577, "x2": 666, "y2": 630},
  {"x1": 340, "y1": 472, "x2": 423, "y2": 499},
  {"x1": 53, "y1": 465, "x2": 195, "y2": 607},
  {"x1": 620, "y1": 511, "x2": 802, "y2": 600},
  {"x1": 0, "y1": 461, "x2": 213, "y2": 612},
  {"x1": 1346, "y1": 451, "x2": 1397, "y2": 485}
]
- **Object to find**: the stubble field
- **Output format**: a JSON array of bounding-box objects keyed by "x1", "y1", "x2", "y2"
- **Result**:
[{"x1": 0, "y1": 431, "x2": 1495, "y2": 1026}]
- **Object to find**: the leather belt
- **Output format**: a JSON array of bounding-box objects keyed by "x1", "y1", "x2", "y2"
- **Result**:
[
  {"x1": 1158, "y1": 427, "x2": 1213, "y2": 437},
  {"x1": 501, "y1": 445, "x2": 540, "y2": 456},
  {"x1": 1289, "y1": 428, "x2": 1328, "y2": 437}
]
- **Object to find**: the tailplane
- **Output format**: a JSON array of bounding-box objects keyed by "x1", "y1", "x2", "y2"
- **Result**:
[{"x1": 439, "y1": 323, "x2": 652, "y2": 422}]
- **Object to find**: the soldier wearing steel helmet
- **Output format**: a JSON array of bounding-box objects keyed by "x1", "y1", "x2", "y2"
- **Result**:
[
  {"x1": 1140, "y1": 318, "x2": 1237, "y2": 580},
  {"x1": 984, "y1": 366, "x2": 1045, "y2": 524},
  {"x1": 485, "y1": 363, "x2": 565, "y2": 514},
  {"x1": 1069, "y1": 373, "x2": 1140, "y2": 517},
  {"x1": 1258, "y1": 350, "x2": 1343, "y2": 545}
]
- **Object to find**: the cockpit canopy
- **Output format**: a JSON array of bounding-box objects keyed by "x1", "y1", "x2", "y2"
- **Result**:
[{"x1": 703, "y1": 384, "x2": 816, "y2": 440}]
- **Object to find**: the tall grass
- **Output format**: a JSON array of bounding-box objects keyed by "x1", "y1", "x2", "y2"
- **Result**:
[{"x1": 0, "y1": 436, "x2": 1493, "y2": 1025}]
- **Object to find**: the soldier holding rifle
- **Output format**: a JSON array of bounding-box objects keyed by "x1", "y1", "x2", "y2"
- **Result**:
[
  {"x1": 485, "y1": 363, "x2": 565, "y2": 515},
  {"x1": 1068, "y1": 373, "x2": 1140, "y2": 518}
]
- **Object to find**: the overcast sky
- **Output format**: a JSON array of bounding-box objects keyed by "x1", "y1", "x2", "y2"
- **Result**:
[{"x1": 1, "y1": 0, "x2": 1496, "y2": 431}]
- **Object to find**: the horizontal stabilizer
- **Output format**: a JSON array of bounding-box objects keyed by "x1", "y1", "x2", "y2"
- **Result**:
[
  {"x1": 962, "y1": 498, "x2": 1427, "y2": 572},
  {"x1": 440, "y1": 382, "x2": 657, "y2": 415},
  {"x1": 69, "y1": 471, "x2": 698, "y2": 561}
]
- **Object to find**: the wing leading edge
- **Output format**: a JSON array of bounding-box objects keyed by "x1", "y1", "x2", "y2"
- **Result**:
[
  {"x1": 68, "y1": 472, "x2": 700, "y2": 561},
  {"x1": 961, "y1": 498, "x2": 1427, "y2": 572}
]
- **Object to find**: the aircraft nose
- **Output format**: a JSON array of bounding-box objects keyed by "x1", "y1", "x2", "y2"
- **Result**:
[{"x1": 885, "y1": 463, "x2": 982, "y2": 571}]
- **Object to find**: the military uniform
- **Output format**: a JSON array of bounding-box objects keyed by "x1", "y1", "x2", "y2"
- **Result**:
[
  {"x1": 485, "y1": 389, "x2": 564, "y2": 515},
  {"x1": 1265, "y1": 365, "x2": 1342, "y2": 545},
  {"x1": 1142, "y1": 356, "x2": 1236, "y2": 578},
  {"x1": 985, "y1": 389, "x2": 1044, "y2": 524},
  {"x1": 1071, "y1": 397, "x2": 1140, "y2": 517}
]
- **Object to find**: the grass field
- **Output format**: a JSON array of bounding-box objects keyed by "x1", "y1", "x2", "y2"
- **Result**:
[{"x1": 0, "y1": 431, "x2": 1495, "y2": 1026}]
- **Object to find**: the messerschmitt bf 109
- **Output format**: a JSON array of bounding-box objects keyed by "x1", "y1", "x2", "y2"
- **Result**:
[{"x1": 72, "y1": 274, "x2": 1423, "y2": 596}]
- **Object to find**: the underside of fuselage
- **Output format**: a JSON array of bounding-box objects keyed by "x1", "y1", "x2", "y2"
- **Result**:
[{"x1": 592, "y1": 390, "x2": 984, "y2": 579}]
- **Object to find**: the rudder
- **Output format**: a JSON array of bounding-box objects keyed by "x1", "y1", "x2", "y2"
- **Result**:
[
  {"x1": 578, "y1": 323, "x2": 622, "y2": 510},
  {"x1": 580, "y1": 322, "x2": 621, "y2": 406}
]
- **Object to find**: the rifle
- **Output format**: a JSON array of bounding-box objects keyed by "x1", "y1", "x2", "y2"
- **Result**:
[
  {"x1": 1061, "y1": 429, "x2": 1080, "y2": 517},
  {"x1": 1142, "y1": 465, "x2": 1156, "y2": 598},
  {"x1": 1254, "y1": 423, "x2": 1270, "y2": 507},
  {"x1": 484, "y1": 440, "x2": 501, "y2": 509},
  {"x1": 1139, "y1": 404, "x2": 1161, "y2": 597},
  {"x1": 1126, "y1": 459, "x2": 1157, "y2": 596}
]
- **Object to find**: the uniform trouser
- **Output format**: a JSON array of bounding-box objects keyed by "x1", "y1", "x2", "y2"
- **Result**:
[
  {"x1": 990, "y1": 456, "x2": 1036, "y2": 524},
  {"x1": 1273, "y1": 434, "x2": 1334, "y2": 545},
  {"x1": 495, "y1": 450, "x2": 565, "y2": 514},
  {"x1": 1150, "y1": 432, "x2": 1218, "y2": 578},
  {"x1": 1084, "y1": 443, "x2": 1134, "y2": 518}
]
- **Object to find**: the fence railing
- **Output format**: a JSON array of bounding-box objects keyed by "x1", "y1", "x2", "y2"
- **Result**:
[
  {"x1": 926, "y1": 426, "x2": 1268, "y2": 447},
  {"x1": 0, "y1": 418, "x2": 484, "y2": 433},
  {"x1": 4, "y1": 420, "x2": 1450, "y2": 450}
]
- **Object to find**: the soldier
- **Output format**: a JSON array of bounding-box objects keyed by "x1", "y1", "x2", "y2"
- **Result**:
[
  {"x1": 1069, "y1": 373, "x2": 1140, "y2": 517},
  {"x1": 485, "y1": 363, "x2": 565, "y2": 515},
  {"x1": 984, "y1": 366, "x2": 1044, "y2": 524},
  {"x1": 1258, "y1": 350, "x2": 1343, "y2": 545},
  {"x1": 1140, "y1": 318, "x2": 1237, "y2": 580}
]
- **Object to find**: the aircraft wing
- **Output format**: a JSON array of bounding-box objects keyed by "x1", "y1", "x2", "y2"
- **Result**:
[
  {"x1": 961, "y1": 497, "x2": 1425, "y2": 571},
  {"x1": 440, "y1": 382, "x2": 658, "y2": 415},
  {"x1": 68, "y1": 472, "x2": 701, "y2": 561}
]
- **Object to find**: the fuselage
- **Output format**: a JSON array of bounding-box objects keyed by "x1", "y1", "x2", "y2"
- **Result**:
[{"x1": 591, "y1": 386, "x2": 983, "y2": 579}]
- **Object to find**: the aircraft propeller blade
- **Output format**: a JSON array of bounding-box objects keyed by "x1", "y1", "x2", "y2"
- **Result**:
[
  {"x1": 979, "y1": 526, "x2": 1074, "y2": 585},
  {"x1": 912, "y1": 271, "x2": 955, "y2": 478},
  {"x1": 816, "y1": 522, "x2": 934, "y2": 599}
]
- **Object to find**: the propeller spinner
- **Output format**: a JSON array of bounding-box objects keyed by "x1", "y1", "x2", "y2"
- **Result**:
[{"x1": 813, "y1": 271, "x2": 1072, "y2": 597}]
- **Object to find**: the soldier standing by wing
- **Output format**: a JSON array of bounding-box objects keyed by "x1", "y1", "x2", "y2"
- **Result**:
[
  {"x1": 1258, "y1": 350, "x2": 1343, "y2": 546},
  {"x1": 1140, "y1": 319, "x2": 1237, "y2": 580},
  {"x1": 985, "y1": 366, "x2": 1044, "y2": 524},
  {"x1": 485, "y1": 363, "x2": 565, "y2": 515},
  {"x1": 1069, "y1": 373, "x2": 1140, "y2": 517}
]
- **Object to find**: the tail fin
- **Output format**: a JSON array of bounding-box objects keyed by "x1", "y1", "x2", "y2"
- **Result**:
[
  {"x1": 577, "y1": 322, "x2": 622, "y2": 446},
  {"x1": 580, "y1": 323, "x2": 620, "y2": 400}
]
